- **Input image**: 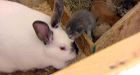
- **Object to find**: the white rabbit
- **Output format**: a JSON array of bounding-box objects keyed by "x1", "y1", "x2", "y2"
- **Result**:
[{"x1": 0, "y1": 0, "x2": 76, "y2": 73}]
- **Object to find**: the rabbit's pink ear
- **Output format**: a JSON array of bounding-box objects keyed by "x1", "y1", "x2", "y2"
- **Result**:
[
  {"x1": 33, "y1": 20, "x2": 53, "y2": 45},
  {"x1": 51, "y1": 0, "x2": 64, "y2": 28}
]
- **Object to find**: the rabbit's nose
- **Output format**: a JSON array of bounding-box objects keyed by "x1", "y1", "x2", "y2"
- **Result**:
[{"x1": 71, "y1": 42, "x2": 79, "y2": 54}]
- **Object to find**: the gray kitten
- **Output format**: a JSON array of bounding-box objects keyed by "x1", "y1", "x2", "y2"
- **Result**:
[{"x1": 65, "y1": 10, "x2": 96, "y2": 40}]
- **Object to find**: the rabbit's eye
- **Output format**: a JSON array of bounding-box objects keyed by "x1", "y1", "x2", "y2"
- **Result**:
[{"x1": 60, "y1": 46, "x2": 66, "y2": 51}]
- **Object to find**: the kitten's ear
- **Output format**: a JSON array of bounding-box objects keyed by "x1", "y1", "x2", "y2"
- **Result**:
[
  {"x1": 51, "y1": 0, "x2": 64, "y2": 28},
  {"x1": 33, "y1": 20, "x2": 53, "y2": 45}
]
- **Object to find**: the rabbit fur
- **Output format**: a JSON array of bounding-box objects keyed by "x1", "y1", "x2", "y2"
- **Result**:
[{"x1": 0, "y1": 0, "x2": 76, "y2": 73}]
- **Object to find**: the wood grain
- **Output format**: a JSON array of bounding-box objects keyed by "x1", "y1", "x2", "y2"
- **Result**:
[{"x1": 95, "y1": 2, "x2": 140, "y2": 52}]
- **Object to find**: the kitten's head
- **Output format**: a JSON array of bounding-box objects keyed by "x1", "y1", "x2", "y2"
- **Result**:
[{"x1": 65, "y1": 21, "x2": 85, "y2": 40}]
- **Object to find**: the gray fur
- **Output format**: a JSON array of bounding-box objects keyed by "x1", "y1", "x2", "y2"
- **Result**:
[
  {"x1": 51, "y1": 0, "x2": 64, "y2": 28},
  {"x1": 66, "y1": 10, "x2": 96, "y2": 40}
]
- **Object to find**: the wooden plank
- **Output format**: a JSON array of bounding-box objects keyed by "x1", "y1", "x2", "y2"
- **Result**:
[
  {"x1": 53, "y1": 32, "x2": 140, "y2": 75},
  {"x1": 95, "y1": 2, "x2": 140, "y2": 52},
  {"x1": 47, "y1": 0, "x2": 93, "y2": 56}
]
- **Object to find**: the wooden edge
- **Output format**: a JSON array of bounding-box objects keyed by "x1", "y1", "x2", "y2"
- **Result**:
[
  {"x1": 53, "y1": 32, "x2": 140, "y2": 75},
  {"x1": 108, "y1": 57, "x2": 140, "y2": 75},
  {"x1": 95, "y1": 2, "x2": 140, "y2": 52},
  {"x1": 47, "y1": 0, "x2": 93, "y2": 56}
]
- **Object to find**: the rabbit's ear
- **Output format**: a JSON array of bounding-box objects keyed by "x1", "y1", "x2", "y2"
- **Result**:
[
  {"x1": 33, "y1": 20, "x2": 53, "y2": 45},
  {"x1": 51, "y1": 0, "x2": 64, "y2": 28}
]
